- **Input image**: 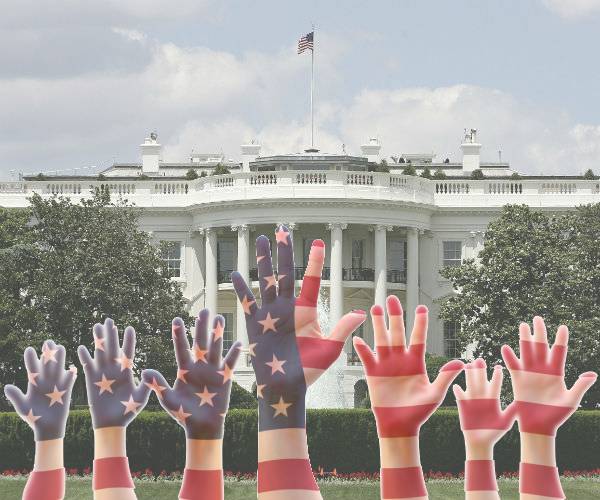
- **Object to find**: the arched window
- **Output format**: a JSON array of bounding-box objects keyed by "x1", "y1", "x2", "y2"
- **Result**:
[{"x1": 354, "y1": 379, "x2": 368, "y2": 408}]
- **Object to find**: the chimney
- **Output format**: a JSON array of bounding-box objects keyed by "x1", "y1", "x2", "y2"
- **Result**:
[
  {"x1": 241, "y1": 141, "x2": 261, "y2": 172},
  {"x1": 361, "y1": 138, "x2": 381, "y2": 163},
  {"x1": 461, "y1": 128, "x2": 481, "y2": 174},
  {"x1": 140, "y1": 132, "x2": 161, "y2": 174}
]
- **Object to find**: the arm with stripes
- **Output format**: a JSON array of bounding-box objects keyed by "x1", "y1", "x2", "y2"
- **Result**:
[
  {"x1": 4, "y1": 341, "x2": 77, "y2": 500},
  {"x1": 232, "y1": 226, "x2": 366, "y2": 500},
  {"x1": 353, "y1": 296, "x2": 464, "y2": 500},
  {"x1": 142, "y1": 310, "x2": 242, "y2": 500},
  {"x1": 501, "y1": 317, "x2": 597, "y2": 500},
  {"x1": 77, "y1": 319, "x2": 152, "y2": 500},
  {"x1": 454, "y1": 359, "x2": 516, "y2": 500}
]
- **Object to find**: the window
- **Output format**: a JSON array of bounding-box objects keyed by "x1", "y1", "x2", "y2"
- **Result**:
[
  {"x1": 388, "y1": 239, "x2": 407, "y2": 271},
  {"x1": 220, "y1": 312, "x2": 234, "y2": 354},
  {"x1": 443, "y1": 321, "x2": 460, "y2": 358},
  {"x1": 161, "y1": 241, "x2": 181, "y2": 278},
  {"x1": 352, "y1": 240, "x2": 364, "y2": 268},
  {"x1": 443, "y1": 241, "x2": 462, "y2": 268},
  {"x1": 303, "y1": 238, "x2": 315, "y2": 267},
  {"x1": 217, "y1": 240, "x2": 235, "y2": 272}
]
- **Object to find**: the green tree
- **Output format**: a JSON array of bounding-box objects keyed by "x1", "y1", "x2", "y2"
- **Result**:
[
  {"x1": 439, "y1": 204, "x2": 600, "y2": 407},
  {"x1": 185, "y1": 169, "x2": 199, "y2": 180},
  {"x1": 0, "y1": 192, "x2": 191, "y2": 406},
  {"x1": 433, "y1": 168, "x2": 447, "y2": 179},
  {"x1": 421, "y1": 166, "x2": 432, "y2": 179},
  {"x1": 402, "y1": 164, "x2": 417, "y2": 176},
  {"x1": 510, "y1": 172, "x2": 522, "y2": 179},
  {"x1": 470, "y1": 169, "x2": 485, "y2": 179},
  {"x1": 583, "y1": 168, "x2": 597, "y2": 180},
  {"x1": 212, "y1": 164, "x2": 230, "y2": 175}
]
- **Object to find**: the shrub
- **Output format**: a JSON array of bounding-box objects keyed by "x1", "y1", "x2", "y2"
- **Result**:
[
  {"x1": 0, "y1": 409, "x2": 598, "y2": 473},
  {"x1": 185, "y1": 169, "x2": 199, "y2": 180},
  {"x1": 510, "y1": 172, "x2": 522, "y2": 179},
  {"x1": 402, "y1": 164, "x2": 417, "y2": 176},
  {"x1": 229, "y1": 381, "x2": 257, "y2": 409},
  {"x1": 470, "y1": 169, "x2": 485, "y2": 179},
  {"x1": 212, "y1": 164, "x2": 230, "y2": 176},
  {"x1": 421, "y1": 167, "x2": 432, "y2": 179},
  {"x1": 433, "y1": 168, "x2": 447, "y2": 179},
  {"x1": 583, "y1": 168, "x2": 597, "y2": 180}
]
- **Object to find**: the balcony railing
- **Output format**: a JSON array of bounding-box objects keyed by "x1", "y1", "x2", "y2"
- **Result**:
[
  {"x1": 227, "y1": 267, "x2": 405, "y2": 284},
  {"x1": 387, "y1": 269, "x2": 406, "y2": 283},
  {"x1": 347, "y1": 351, "x2": 362, "y2": 366},
  {"x1": 217, "y1": 269, "x2": 233, "y2": 284},
  {"x1": 343, "y1": 268, "x2": 375, "y2": 281}
]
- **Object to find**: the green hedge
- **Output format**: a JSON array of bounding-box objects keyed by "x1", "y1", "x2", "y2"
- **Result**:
[{"x1": 1, "y1": 409, "x2": 598, "y2": 473}]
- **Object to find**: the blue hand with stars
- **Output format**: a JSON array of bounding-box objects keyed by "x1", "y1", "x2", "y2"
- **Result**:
[
  {"x1": 4, "y1": 340, "x2": 77, "y2": 441},
  {"x1": 77, "y1": 318, "x2": 151, "y2": 429},
  {"x1": 142, "y1": 310, "x2": 242, "y2": 439}
]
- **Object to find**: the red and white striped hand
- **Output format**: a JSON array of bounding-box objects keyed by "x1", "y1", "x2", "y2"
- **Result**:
[
  {"x1": 354, "y1": 296, "x2": 464, "y2": 500},
  {"x1": 501, "y1": 317, "x2": 597, "y2": 500},
  {"x1": 454, "y1": 359, "x2": 516, "y2": 499}
]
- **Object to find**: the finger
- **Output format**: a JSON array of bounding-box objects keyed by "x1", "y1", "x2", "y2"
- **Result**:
[
  {"x1": 297, "y1": 240, "x2": 324, "y2": 308},
  {"x1": 256, "y1": 235, "x2": 276, "y2": 304},
  {"x1": 77, "y1": 345, "x2": 93, "y2": 371},
  {"x1": 92, "y1": 323, "x2": 106, "y2": 360},
  {"x1": 193, "y1": 309, "x2": 210, "y2": 348},
  {"x1": 532, "y1": 316, "x2": 548, "y2": 345},
  {"x1": 431, "y1": 360, "x2": 464, "y2": 396},
  {"x1": 4, "y1": 385, "x2": 27, "y2": 414},
  {"x1": 24, "y1": 347, "x2": 40, "y2": 376},
  {"x1": 452, "y1": 384, "x2": 466, "y2": 401},
  {"x1": 142, "y1": 369, "x2": 174, "y2": 406},
  {"x1": 409, "y1": 305, "x2": 428, "y2": 348},
  {"x1": 519, "y1": 322, "x2": 532, "y2": 341},
  {"x1": 329, "y1": 310, "x2": 367, "y2": 343},
  {"x1": 103, "y1": 318, "x2": 119, "y2": 359},
  {"x1": 568, "y1": 372, "x2": 598, "y2": 407},
  {"x1": 370, "y1": 304, "x2": 390, "y2": 348},
  {"x1": 549, "y1": 324, "x2": 569, "y2": 370},
  {"x1": 231, "y1": 271, "x2": 258, "y2": 318},
  {"x1": 386, "y1": 296, "x2": 405, "y2": 346},
  {"x1": 275, "y1": 225, "x2": 295, "y2": 298},
  {"x1": 465, "y1": 359, "x2": 486, "y2": 396},
  {"x1": 43, "y1": 341, "x2": 64, "y2": 380},
  {"x1": 489, "y1": 365, "x2": 504, "y2": 398},
  {"x1": 65, "y1": 365, "x2": 78, "y2": 391},
  {"x1": 500, "y1": 401, "x2": 518, "y2": 428},
  {"x1": 172, "y1": 317, "x2": 192, "y2": 367},
  {"x1": 501, "y1": 345, "x2": 521, "y2": 371},
  {"x1": 353, "y1": 336, "x2": 376, "y2": 372},
  {"x1": 122, "y1": 326, "x2": 136, "y2": 361},
  {"x1": 208, "y1": 315, "x2": 225, "y2": 365},
  {"x1": 223, "y1": 341, "x2": 243, "y2": 370},
  {"x1": 133, "y1": 380, "x2": 151, "y2": 409}
]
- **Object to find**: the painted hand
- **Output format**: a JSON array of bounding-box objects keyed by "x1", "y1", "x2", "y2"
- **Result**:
[
  {"x1": 77, "y1": 318, "x2": 151, "y2": 429},
  {"x1": 354, "y1": 296, "x2": 464, "y2": 438},
  {"x1": 142, "y1": 310, "x2": 242, "y2": 439},
  {"x1": 4, "y1": 340, "x2": 77, "y2": 441},
  {"x1": 231, "y1": 226, "x2": 366, "y2": 430}
]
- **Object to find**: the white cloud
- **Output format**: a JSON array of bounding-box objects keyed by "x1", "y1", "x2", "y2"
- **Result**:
[
  {"x1": 112, "y1": 27, "x2": 147, "y2": 43},
  {"x1": 542, "y1": 0, "x2": 600, "y2": 19}
]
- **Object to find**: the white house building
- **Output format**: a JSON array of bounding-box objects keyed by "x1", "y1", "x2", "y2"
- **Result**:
[{"x1": 1, "y1": 130, "x2": 599, "y2": 406}]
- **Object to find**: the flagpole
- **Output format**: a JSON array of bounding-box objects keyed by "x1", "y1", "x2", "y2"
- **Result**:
[{"x1": 310, "y1": 28, "x2": 315, "y2": 149}]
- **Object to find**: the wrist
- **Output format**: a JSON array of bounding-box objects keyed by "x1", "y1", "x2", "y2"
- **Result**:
[
  {"x1": 379, "y1": 436, "x2": 421, "y2": 468},
  {"x1": 464, "y1": 439, "x2": 495, "y2": 461},
  {"x1": 520, "y1": 432, "x2": 556, "y2": 466},
  {"x1": 94, "y1": 427, "x2": 127, "y2": 458},
  {"x1": 258, "y1": 393, "x2": 306, "y2": 431},
  {"x1": 185, "y1": 439, "x2": 223, "y2": 470},
  {"x1": 34, "y1": 438, "x2": 64, "y2": 471}
]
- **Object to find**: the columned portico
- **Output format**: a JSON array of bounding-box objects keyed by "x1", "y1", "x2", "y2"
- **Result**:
[
  {"x1": 233, "y1": 224, "x2": 250, "y2": 351},
  {"x1": 374, "y1": 224, "x2": 390, "y2": 307},
  {"x1": 328, "y1": 223, "x2": 346, "y2": 325},
  {"x1": 406, "y1": 227, "x2": 419, "y2": 329},
  {"x1": 204, "y1": 228, "x2": 218, "y2": 314}
]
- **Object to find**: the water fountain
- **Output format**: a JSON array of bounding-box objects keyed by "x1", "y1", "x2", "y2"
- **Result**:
[{"x1": 305, "y1": 293, "x2": 349, "y2": 408}]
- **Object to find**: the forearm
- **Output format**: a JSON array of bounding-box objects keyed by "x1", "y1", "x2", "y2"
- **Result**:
[
  {"x1": 24, "y1": 439, "x2": 66, "y2": 500},
  {"x1": 379, "y1": 436, "x2": 427, "y2": 500},
  {"x1": 93, "y1": 427, "x2": 136, "y2": 500},
  {"x1": 180, "y1": 439, "x2": 224, "y2": 500},
  {"x1": 519, "y1": 433, "x2": 563, "y2": 500},
  {"x1": 464, "y1": 439, "x2": 499, "y2": 500}
]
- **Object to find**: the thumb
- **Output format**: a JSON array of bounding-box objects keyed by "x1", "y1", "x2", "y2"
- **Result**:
[
  {"x1": 329, "y1": 310, "x2": 367, "y2": 343},
  {"x1": 568, "y1": 372, "x2": 598, "y2": 407},
  {"x1": 432, "y1": 360, "x2": 464, "y2": 396},
  {"x1": 4, "y1": 385, "x2": 27, "y2": 414}
]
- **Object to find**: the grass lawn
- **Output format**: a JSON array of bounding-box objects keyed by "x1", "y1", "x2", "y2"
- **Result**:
[{"x1": 0, "y1": 477, "x2": 599, "y2": 499}]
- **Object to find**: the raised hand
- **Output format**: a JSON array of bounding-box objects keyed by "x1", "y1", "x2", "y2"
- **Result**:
[
  {"x1": 353, "y1": 295, "x2": 463, "y2": 500},
  {"x1": 142, "y1": 311, "x2": 241, "y2": 500},
  {"x1": 231, "y1": 226, "x2": 365, "y2": 499},
  {"x1": 4, "y1": 340, "x2": 76, "y2": 500},
  {"x1": 454, "y1": 359, "x2": 516, "y2": 499},
  {"x1": 501, "y1": 316, "x2": 597, "y2": 500},
  {"x1": 77, "y1": 318, "x2": 151, "y2": 499}
]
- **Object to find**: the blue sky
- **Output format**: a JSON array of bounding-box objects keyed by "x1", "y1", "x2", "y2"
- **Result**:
[{"x1": 1, "y1": 0, "x2": 600, "y2": 178}]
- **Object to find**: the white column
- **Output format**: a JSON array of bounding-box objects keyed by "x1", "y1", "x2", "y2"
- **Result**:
[
  {"x1": 406, "y1": 227, "x2": 419, "y2": 330},
  {"x1": 204, "y1": 228, "x2": 218, "y2": 314},
  {"x1": 328, "y1": 223, "x2": 346, "y2": 326},
  {"x1": 233, "y1": 224, "x2": 249, "y2": 350},
  {"x1": 374, "y1": 224, "x2": 388, "y2": 307}
]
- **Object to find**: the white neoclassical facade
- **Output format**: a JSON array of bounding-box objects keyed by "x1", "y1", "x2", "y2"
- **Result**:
[{"x1": 2, "y1": 130, "x2": 599, "y2": 406}]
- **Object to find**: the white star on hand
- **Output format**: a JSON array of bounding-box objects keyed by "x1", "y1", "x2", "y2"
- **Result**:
[
  {"x1": 193, "y1": 345, "x2": 208, "y2": 363},
  {"x1": 241, "y1": 295, "x2": 255, "y2": 315},
  {"x1": 176, "y1": 369, "x2": 189, "y2": 384},
  {"x1": 93, "y1": 333, "x2": 105, "y2": 352},
  {"x1": 271, "y1": 396, "x2": 292, "y2": 417},
  {"x1": 27, "y1": 371, "x2": 39, "y2": 387},
  {"x1": 258, "y1": 312, "x2": 280, "y2": 333},
  {"x1": 266, "y1": 354, "x2": 286, "y2": 375},
  {"x1": 248, "y1": 343, "x2": 257, "y2": 357},
  {"x1": 256, "y1": 384, "x2": 266, "y2": 398},
  {"x1": 263, "y1": 275, "x2": 277, "y2": 290},
  {"x1": 94, "y1": 374, "x2": 116, "y2": 395},
  {"x1": 115, "y1": 354, "x2": 134, "y2": 371},
  {"x1": 196, "y1": 386, "x2": 218, "y2": 407},
  {"x1": 213, "y1": 321, "x2": 225, "y2": 342},
  {"x1": 145, "y1": 377, "x2": 167, "y2": 399},
  {"x1": 120, "y1": 395, "x2": 141, "y2": 415},
  {"x1": 275, "y1": 228, "x2": 290, "y2": 245},
  {"x1": 45, "y1": 385, "x2": 66, "y2": 407},
  {"x1": 24, "y1": 409, "x2": 41, "y2": 425},
  {"x1": 217, "y1": 364, "x2": 234, "y2": 384},
  {"x1": 172, "y1": 405, "x2": 191, "y2": 424},
  {"x1": 41, "y1": 344, "x2": 58, "y2": 364}
]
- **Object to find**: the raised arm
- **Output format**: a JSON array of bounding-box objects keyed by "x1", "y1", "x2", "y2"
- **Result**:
[
  {"x1": 501, "y1": 317, "x2": 597, "y2": 500},
  {"x1": 77, "y1": 319, "x2": 151, "y2": 500},
  {"x1": 142, "y1": 310, "x2": 242, "y2": 500},
  {"x1": 4, "y1": 341, "x2": 77, "y2": 500},
  {"x1": 454, "y1": 359, "x2": 516, "y2": 500},
  {"x1": 232, "y1": 226, "x2": 366, "y2": 499},
  {"x1": 353, "y1": 296, "x2": 464, "y2": 500}
]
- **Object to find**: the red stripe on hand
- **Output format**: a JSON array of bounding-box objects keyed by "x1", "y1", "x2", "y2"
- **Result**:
[
  {"x1": 367, "y1": 344, "x2": 426, "y2": 376},
  {"x1": 373, "y1": 404, "x2": 438, "y2": 437},
  {"x1": 23, "y1": 468, "x2": 65, "y2": 500},
  {"x1": 257, "y1": 459, "x2": 319, "y2": 492},
  {"x1": 381, "y1": 467, "x2": 427, "y2": 498},
  {"x1": 465, "y1": 460, "x2": 498, "y2": 492},
  {"x1": 519, "y1": 340, "x2": 565, "y2": 375},
  {"x1": 514, "y1": 401, "x2": 573, "y2": 436},
  {"x1": 297, "y1": 337, "x2": 344, "y2": 370},
  {"x1": 458, "y1": 399, "x2": 513, "y2": 430},
  {"x1": 93, "y1": 457, "x2": 134, "y2": 490},
  {"x1": 180, "y1": 469, "x2": 223, "y2": 500},
  {"x1": 520, "y1": 463, "x2": 564, "y2": 498},
  {"x1": 296, "y1": 276, "x2": 321, "y2": 307}
]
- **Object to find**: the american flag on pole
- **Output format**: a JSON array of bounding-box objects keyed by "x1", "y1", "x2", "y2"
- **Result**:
[{"x1": 298, "y1": 32, "x2": 314, "y2": 54}]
